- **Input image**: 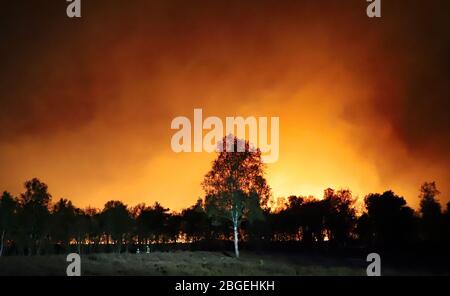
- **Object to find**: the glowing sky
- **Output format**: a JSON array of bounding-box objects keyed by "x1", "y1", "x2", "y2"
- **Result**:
[{"x1": 0, "y1": 0, "x2": 449, "y2": 211}]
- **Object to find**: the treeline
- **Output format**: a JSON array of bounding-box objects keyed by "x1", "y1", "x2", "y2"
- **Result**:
[{"x1": 0, "y1": 178, "x2": 449, "y2": 256}]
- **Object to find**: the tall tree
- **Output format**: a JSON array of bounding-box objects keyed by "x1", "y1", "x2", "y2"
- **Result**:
[
  {"x1": 364, "y1": 190, "x2": 417, "y2": 247},
  {"x1": 19, "y1": 178, "x2": 52, "y2": 255},
  {"x1": 101, "y1": 201, "x2": 132, "y2": 253},
  {"x1": 51, "y1": 198, "x2": 76, "y2": 253},
  {"x1": 272, "y1": 195, "x2": 304, "y2": 241},
  {"x1": 131, "y1": 203, "x2": 147, "y2": 246},
  {"x1": 166, "y1": 213, "x2": 182, "y2": 243},
  {"x1": 299, "y1": 198, "x2": 327, "y2": 245},
  {"x1": 84, "y1": 207, "x2": 101, "y2": 253},
  {"x1": 181, "y1": 198, "x2": 209, "y2": 243},
  {"x1": 145, "y1": 202, "x2": 170, "y2": 243},
  {"x1": 323, "y1": 188, "x2": 357, "y2": 246},
  {"x1": 73, "y1": 208, "x2": 90, "y2": 254},
  {"x1": 202, "y1": 136, "x2": 270, "y2": 257},
  {"x1": 0, "y1": 192, "x2": 18, "y2": 256},
  {"x1": 419, "y1": 182, "x2": 442, "y2": 242}
]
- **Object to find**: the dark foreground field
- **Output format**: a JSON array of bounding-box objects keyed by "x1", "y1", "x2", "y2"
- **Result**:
[
  {"x1": 1, "y1": 251, "x2": 446, "y2": 276},
  {"x1": 1, "y1": 251, "x2": 361, "y2": 276}
]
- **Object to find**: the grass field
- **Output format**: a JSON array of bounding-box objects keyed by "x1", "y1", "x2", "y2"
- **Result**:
[{"x1": 0, "y1": 251, "x2": 445, "y2": 276}]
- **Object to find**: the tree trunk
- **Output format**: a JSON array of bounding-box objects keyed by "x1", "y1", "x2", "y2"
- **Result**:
[
  {"x1": 0, "y1": 230, "x2": 5, "y2": 257},
  {"x1": 77, "y1": 238, "x2": 81, "y2": 254},
  {"x1": 233, "y1": 223, "x2": 239, "y2": 258}
]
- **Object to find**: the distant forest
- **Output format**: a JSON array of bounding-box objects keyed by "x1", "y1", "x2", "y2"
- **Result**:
[
  {"x1": 1, "y1": 137, "x2": 449, "y2": 257},
  {"x1": 1, "y1": 178, "x2": 449, "y2": 257}
]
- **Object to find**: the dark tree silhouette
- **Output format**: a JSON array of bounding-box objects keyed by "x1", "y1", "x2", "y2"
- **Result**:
[
  {"x1": 84, "y1": 207, "x2": 101, "y2": 253},
  {"x1": 19, "y1": 178, "x2": 52, "y2": 255},
  {"x1": 323, "y1": 188, "x2": 357, "y2": 246},
  {"x1": 148, "y1": 202, "x2": 170, "y2": 243},
  {"x1": 101, "y1": 201, "x2": 132, "y2": 253},
  {"x1": 0, "y1": 191, "x2": 18, "y2": 256},
  {"x1": 131, "y1": 203, "x2": 147, "y2": 246},
  {"x1": 363, "y1": 190, "x2": 417, "y2": 248},
  {"x1": 181, "y1": 198, "x2": 209, "y2": 243},
  {"x1": 135, "y1": 202, "x2": 170, "y2": 244},
  {"x1": 74, "y1": 208, "x2": 91, "y2": 254},
  {"x1": 166, "y1": 213, "x2": 182, "y2": 243},
  {"x1": 299, "y1": 198, "x2": 328, "y2": 245},
  {"x1": 270, "y1": 191, "x2": 356, "y2": 246},
  {"x1": 419, "y1": 182, "x2": 443, "y2": 243},
  {"x1": 0, "y1": 176, "x2": 447, "y2": 257},
  {"x1": 51, "y1": 198, "x2": 76, "y2": 253},
  {"x1": 355, "y1": 213, "x2": 371, "y2": 245},
  {"x1": 270, "y1": 196, "x2": 304, "y2": 241},
  {"x1": 202, "y1": 136, "x2": 270, "y2": 258}
]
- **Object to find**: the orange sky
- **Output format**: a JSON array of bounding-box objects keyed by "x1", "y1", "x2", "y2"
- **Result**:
[{"x1": 0, "y1": 0, "x2": 449, "y2": 211}]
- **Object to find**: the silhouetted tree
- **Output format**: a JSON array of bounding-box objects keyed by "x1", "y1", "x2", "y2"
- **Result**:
[
  {"x1": 323, "y1": 188, "x2": 357, "y2": 246},
  {"x1": 202, "y1": 136, "x2": 270, "y2": 257},
  {"x1": 19, "y1": 178, "x2": 52, "y2": 255},
  {"x1": 166, "y1": 213, "x2": 182, "y2": 243},
  {"x1": 149, "y1": 202, "x2": 170, "y2": 243},
  {"x1": 84, "y1": 207, "x2": 101, "y2": 253},
  {"x1": 419, "y1": 182, "x2": 443, "y2": 243},
  {"x1": 364, "y1": 190, "x2": 417, "y2": 248},
  {"x1": 1, "y1": 176, "x2": 448, "y2": 257},
  {"x1": 271, "y1": 196, "x2": 304, "y2": 241},
  {"x1": 101, "y1": 201, "x2": 132, "y2": 253},
  {"x1": 181, "y1": 199, "x2": 209, "y2": 243},
  {"x1": 0, "y1": 192, "x2": 18, "y2": 256},
  {"x1": 134, "y1": 204, "x2": 151, "y2": 246},
  {"x1": 136, "y1": 202, "x2": 170, "y2": 244},
  {"x1": 51, "y1": 198, "x2": 76, "y2": 253},
  {"x1": 355, "y1": 213, "x2": 371, "y2": 244},
  {"x1": 130, "y1": 203, "x2": 144, "y2": 247},
  {"x1": 74, "y1": 208, "x2": 91, "y2": 254},
  {"x1": 299, "y1": 198, "x2": 327, "y2": 245},
  {"x1": 244, "y1": 208, "x2": 271, "y2": 248}
]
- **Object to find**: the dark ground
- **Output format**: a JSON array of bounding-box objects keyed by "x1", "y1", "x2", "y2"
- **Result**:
[{"x1": 0, "y1": 251, "x2": 447, "y2": 276}]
